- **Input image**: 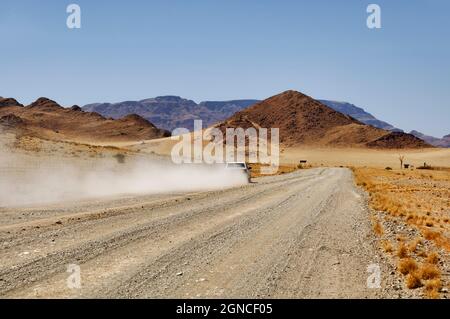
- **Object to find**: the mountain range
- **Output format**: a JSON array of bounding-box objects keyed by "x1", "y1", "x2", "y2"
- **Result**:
[
  {"x1": 317, "y1": 100, "x2": 402, "y2": 132},
  {"x1": 409, "y1": 130, "x2": 450, "y2": 148},
  {"x1": 0, "y1": 97, "x2": 170, "y2": 143},
  {"x1": 83, "y1": 97, "x2": 259, "y2": 132},
  {"x1": 215, "y1": 90, "x2": 428, "y2": 149},
  {"x1": 82, "y1": 96, "x2": 448, "y2": 147},
  {"x1": 318, "y1": 101, "x2": 449, "y2": 147},
  {"x1": 82, "y1": 97, "x2": 402, "y2": 132},
  {"x1": 1, "y1": 91, "x2": 445, "y2": 149}
]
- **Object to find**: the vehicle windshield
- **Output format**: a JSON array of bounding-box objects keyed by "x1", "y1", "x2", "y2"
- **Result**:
[{"x1": 226, "y1": 163, "x2": 246, "y2": 169}]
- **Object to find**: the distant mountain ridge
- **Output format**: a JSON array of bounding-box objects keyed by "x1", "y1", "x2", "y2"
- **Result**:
[
  {"x1": 82, "y1": 96, "x2": 402, "y2": 133},
  {"x1": 2, "y1": 94, "x2": 444, "y2": 148},
  {"x1": 318, "y1": 100, "x2": 402, "y2": 132},
  {"x1": 83, "y1": 97, "x2": 259, "y2": 132},
  {"x1": 83, "y1": 95, "x2": 446, "y2": 147},
  {"x1": 215, "y1": 90, "x2": 429, "y2": 149},
  {"x1": 409, "y1": 130, "x2": 450, "y2": 148}
]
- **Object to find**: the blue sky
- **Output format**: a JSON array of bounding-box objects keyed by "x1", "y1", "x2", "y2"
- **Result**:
[{"x1": 1, "y1": 0, "x2": 449, "y2": 137}]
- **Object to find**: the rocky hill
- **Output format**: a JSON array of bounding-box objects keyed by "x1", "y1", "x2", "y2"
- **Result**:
[
  {"x1": 215, "y1": 90, "x2": 430, "y2": 149},
  {"x1": 0, "y1": 97, "x2": 170, "y2": 143}
]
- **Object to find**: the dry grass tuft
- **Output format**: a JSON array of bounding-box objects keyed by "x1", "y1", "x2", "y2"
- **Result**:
[
  {"x1": 398, "y1": 258, "x2": 418, "y2": 275},
  {"x1": 419, "y1": 263, "x2": 440, "y2": 280},
  {"x1": 408, "y1": 238, "x2": 422, "y2": 253},
  {"x1": 425, "y1": 279, "x2": 442, "y2": 299},
  {"x1": 423, "y1": 229, "x2": 440, "y2": 241},
  {"x1": 418, "y1": 250, "x2": 428, "y2": 258},
  {"x1": 426, "y1": 252, "x2": 439, "y2": 264},
  {"x1": 381, "y1": 240, "x2": 393, "y2": 253},
  {"x1": 406, "y1": 271, "x2": 423, "y2": 289},
  {"x1": 397, "y1": 243, "x2": 408, "y2": 259},
  {"x1": 373, "y1": 221, "x2": 384, "y2": 236}
]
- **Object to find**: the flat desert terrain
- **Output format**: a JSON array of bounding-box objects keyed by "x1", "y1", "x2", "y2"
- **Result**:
[
  {"x1": 0, "y1": 133, "x2": 448, "y2": 298},
  {"x1": 107, "y1": 136, "x2": 450, "y2": 168}
]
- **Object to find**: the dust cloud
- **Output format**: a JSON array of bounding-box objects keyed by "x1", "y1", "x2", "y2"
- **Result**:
[{"x1": 0, "y1": 138, "x2": 248, "y2": 207}]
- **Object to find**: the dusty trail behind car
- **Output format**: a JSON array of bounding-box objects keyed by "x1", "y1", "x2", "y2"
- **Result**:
[{"x1": 0, "y1": 168, "x2": 398, "y2": 298}]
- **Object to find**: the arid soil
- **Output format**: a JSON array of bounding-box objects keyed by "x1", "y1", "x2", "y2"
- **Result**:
[
  {"x1": 0, "y1": 168, "x2": 405, "y2": 298},
  {"x1": 111, "y1": 138, "x2": 450, "y2": 170},
  {"x1": 1, "y1": 130, "x2": 448, "y2": 299},
  {"x1": 280, "y1": 147, "x2": 450, "y2": 169}
]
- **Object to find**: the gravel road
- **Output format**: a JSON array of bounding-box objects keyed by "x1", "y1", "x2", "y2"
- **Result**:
[{"x1": 0, "y1": 168, "x2": 399, "y2": 298}]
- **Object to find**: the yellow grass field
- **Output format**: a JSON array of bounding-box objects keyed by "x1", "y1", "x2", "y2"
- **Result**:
[
  {"x1": 353, "y1": 166, "x2": 449, "y2": 298},
  {"x1": 353, "y1": 167, "x2": 450, "y2": 250}
]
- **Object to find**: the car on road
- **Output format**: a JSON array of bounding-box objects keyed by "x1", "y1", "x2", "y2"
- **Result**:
[{"x1": 225, "y1": 162, "x2": 251, "y2": 183}]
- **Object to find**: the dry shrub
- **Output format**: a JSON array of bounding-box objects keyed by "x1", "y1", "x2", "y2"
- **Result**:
[
  {"x1": 418, "y1": 250, "x2": 428, "y2": 258},
  {"x1": 425, "y1": 289, "x2": 440, "y2": 299},
  {"x1": 425, "y1": 279, "x2": 442, "y2": 299},
  {"x1": 398, "y1": 258, "x2": 418, "y2": 275},
  {"x1": 381, "y1": 240, "x2": 393, "y2": 253},
  {"x1": 113, "y1": 153, "x2": 126, "y2": 164},
  {"x1": 408, "y1": 238, "x2": 422, "y2": 253},
  {"x1": 397, "y1": 243, "x2": 408, "y2": 258},
  {"x1": 426, "y1": 252, "x2": 439, "y2": 264},
  {"x1": 406, "y1": 271, "x2": 422, "y2": 289},
  {"x1": 423, "y1": 229, "x2": 440, "y2": 241},
  {"x1": 419, "y1": 263, "x2": 440, "y2": 280},
  {"x1": 373, "y1": 221, "x2": 384, "y2": 236}
]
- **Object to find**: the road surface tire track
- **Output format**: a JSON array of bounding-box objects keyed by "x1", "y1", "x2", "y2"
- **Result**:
[{"x1": 0, "y1": 168, "x2": 399, "y2": 298}]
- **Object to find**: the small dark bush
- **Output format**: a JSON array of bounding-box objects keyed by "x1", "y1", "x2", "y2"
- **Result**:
[{"x1": 114, "y1": 153, "x2": 126, "y2": 164}]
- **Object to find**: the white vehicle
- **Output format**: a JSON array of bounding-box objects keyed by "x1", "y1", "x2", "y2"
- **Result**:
[{"x1": 225, "y1": 162, "x2": 251, "y2": 183}]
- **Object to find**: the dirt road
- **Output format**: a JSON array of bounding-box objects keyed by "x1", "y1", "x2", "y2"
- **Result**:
[{"x1": 0, "y1": 168, "x2": 399, "y2": 298}]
